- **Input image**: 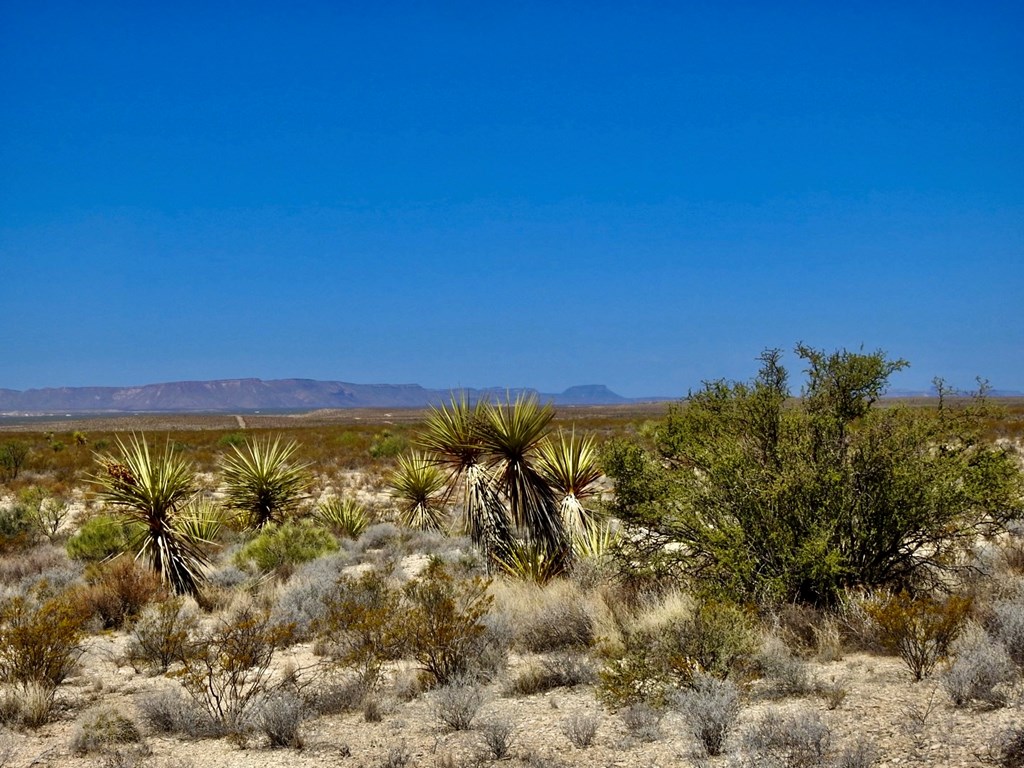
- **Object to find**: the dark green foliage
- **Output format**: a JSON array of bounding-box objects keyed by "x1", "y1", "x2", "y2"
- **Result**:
[
  {"x1": 0, "y1": 441, "x2": 29, "y2": 482},
  {"x1": 604, "y1": 346, "x2": 1024, "y2": 606}
]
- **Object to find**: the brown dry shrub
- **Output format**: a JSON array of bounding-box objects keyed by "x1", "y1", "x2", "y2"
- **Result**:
[{"x1": 79, "y1": 557, "x2": 167, "y2": 629}]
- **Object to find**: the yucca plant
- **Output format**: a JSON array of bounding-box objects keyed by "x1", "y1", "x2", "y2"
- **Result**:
[
  {"x1": 389, "y1": 451, "x2": 448, "y2": 531},
  {"x1": 176, "y1": 498, "x2": 227, "y2": 552},
  {"x1": 537, "y1": 429, "x2": 603, "y2": 537},
  {"x1": 572, "y1": 520, "x2": 620, "y2": 561},
  {"x1": 220, "y1": 436, "x2": 311, "y2": 529},
  {"x1": 481, "y1": 395, "x2": 564, "y2": 553},
  {"x1": 315, "y1": 496, "x2": 370, "y2": 539},
  {"x1": 419, "y1": 397, "x2": 514, "y2": 566},
  {"x1": 92, "y1": 434, "x2": 208, "y2": 596},
  {"x1": 493, "y1": 539, "x2": 571, "y2": 584}
]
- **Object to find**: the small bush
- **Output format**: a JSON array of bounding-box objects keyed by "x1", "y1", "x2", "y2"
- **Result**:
[
  {"x1": 0, "y1": 590, "x2": 87, "y2": 690},
  {"x1": 313, "y1": 567, "x2": 405, "y2": 690},
  {"x1": 561, "y1": 712, "x2": 600, "y2": 748},
  {"x1": 173, "y1": 605, "x2": 293, "y2": 729},
  {"x1": 755, "y1": 635, "x2": 814, "y2": 696},
  {"x1": 833, "y1": 740, "x2": 880, "y2": 768},
  {"x1": 740, "y1": 706, "x2": 832, "y2": 768},
  {"x1": 942, "y1": 624, "x2": 1015, "y2": 707},
  {"x1": 478, "y1": 717, "x2": 516, "y2": 759},
  {"x1": 235, "y1": 520, "x2": 338, "y2": 579},
  {"x1": 71, "y1": 709, "x2": 142, "y2": 754},
  {"x1": 673, "y1": 675, "x2": 740, "y2": 757},
  {"x1": 137, "y1": 687, "x2": 220, "y2": 738},
  {"x1": 994, "y1": 725, "x2": 1024, "y2": 768},
  {"x1": 404, "y1": 561, "x2": 494, "y2": 686},
  {"x1": 369, "y1": 430, "x2": 409, "y2": 460},
  {"x1": 620, "y1": 702, "x2": 662, "y2": 742},
  {"x1": 507, "y1": 653, "x2": 596, "y2": 695},
  {"x1": 864, "y1": 591, "x2": 971, "y2": 680},
  {"x1": 125, "y1": 597, "x2": 199, "y2": 673},
  {"x1": 991, "y1": 592, "x2": 1024, "y2": 667},
  {"x1": 271, "y1": 551, "x2": 358, "y2": 640},
  {"x1": 433, "y1": 679, "x2": 484, "y2": 731},
  {"x1": 79, "y1": 557, "x2": 165, "y2": 629},
  {"x1": 66, "y1": 515, "x2": 130, "y2": 563},
  {"x1": 255, "y1": 690, "x2": 304, "y2": 748},
  {"x1": 513, "y1": 584, "x2": 594, "y2": 653}
]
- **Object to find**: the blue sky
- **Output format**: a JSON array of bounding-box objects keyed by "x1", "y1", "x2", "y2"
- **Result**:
[{"x1": 1, "y1": 1, "x2": 1021, "y2": 398}]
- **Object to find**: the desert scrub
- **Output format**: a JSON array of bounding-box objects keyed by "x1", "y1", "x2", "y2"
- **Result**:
[
  {"x1": 863, "y1": 591, "x2": 971, "y2": 680},
  {"x1": 66, "y1": 514, "x2": 132, "y2": 563},
  {"x1": 598, "y1": 597, "x2": 757, "y2": 708},
  {"x1": 78, "y1": 556, "x2": 165, "y2": 629},
  {"x1": 493, "y1": 579, "x2": 595, "y2": 653},
  {"x1": 235, "y1": 519, "x2": 338, "y2": 579},
  {"x1": 313, "y1": 567, "x2": 405, "y2": 691},
  {"x1": 125, "y1": 597, "x2": 199, "y2": 673},
  {"x1": 942, "y1": 622, "x2": 1016, "y2": 707},
  {"x1": 433, "y1": 679, "x2": 484, "y2": 731},
  {"x1": 173, "y1": 604, "x2": 294, "y2": 730},
  {"x1": 404, "y1": 560, "x2": 495, "y2": 686},
  {"x1": 673, "y1": 675, "x2": 741, "y2": 756},
  {"x1": 739, "y1": 705, "x2": 832, "y2": 768},
  {"x1": 71, "y1": 708, "x2": 142, "y2": 754}
]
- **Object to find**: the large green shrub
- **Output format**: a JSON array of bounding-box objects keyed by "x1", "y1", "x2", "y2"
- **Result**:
[
  {"x1": 604, "y1": 346, "x2": 1024, "y2": 606},
  {"x1": 66, "y1": 514, "x2": 131, "y2": 562}
]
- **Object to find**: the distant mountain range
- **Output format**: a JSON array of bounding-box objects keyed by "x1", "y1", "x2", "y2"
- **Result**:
[{"x1": 0, "y1": 378, "x2": 634, "y2": 414}]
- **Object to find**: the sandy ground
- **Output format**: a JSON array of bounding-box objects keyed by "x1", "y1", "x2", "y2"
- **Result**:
[{"x1": 1, "y1": 631, "x2": 1017, "y2": 768}]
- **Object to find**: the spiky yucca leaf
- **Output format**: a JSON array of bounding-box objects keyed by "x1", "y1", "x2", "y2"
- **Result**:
[
  {"x1": 418, "y1": 397, "x2": 515, "y2": 565},
  {"x1": 572, "y1": 521, "x2": 620, "y2": 561},
  {"x1": 177, "y1": 498, "x2": 227, "y2": 549},
  {"x1": 92, "y1": 434, "x2": 208, "y2": 596},
  {"x1": 389, "y1": 452, "x2": 448, "y2": 531},
  {"x1": 481, "y1": 395, "x2": 563, "y2": 552},
  {"x1": 418, "y1": 396, "x2": 486, "y2": 470},
  {"x1": 220, "y1": 436, "x2": 311, "y2": 529},
  {"x1": 315, "y1": 496, "x2": 370, "y2": 539},
  {"x1": 537, "y1": 430, "x2": 603, "y2": 536},
  {"x1": 493, "y1": 539, "x2": 571, "y2": 584}
]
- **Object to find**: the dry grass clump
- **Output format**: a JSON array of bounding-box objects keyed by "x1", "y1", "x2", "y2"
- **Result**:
[
  {"x1": 71, "y1": 708, "x2": 143, "y2": 754},
  {"x1": 491, "y1": 579, "x2": 597, "y2": 654},
  {"x1": 560, "y1": 711, "x2": 600, "y2": 748}
]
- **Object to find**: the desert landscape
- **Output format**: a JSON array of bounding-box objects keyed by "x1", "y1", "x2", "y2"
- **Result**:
[{"x1": 0, "y1": 353, "x2": 1022, "y2": 768}]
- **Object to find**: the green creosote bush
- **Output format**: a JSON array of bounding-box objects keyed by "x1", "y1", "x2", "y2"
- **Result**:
[
  {"x1": 369, "y1": 430, "x2": 409, "y2": 460},
  {"x1": 0, "y1": 441, "x2": 29, "y2": 482},
  {"x1": 863, "y1": 591, "x2": 972, "y2": 680},
  {"x1": 235, "y1": 519, "x2": 338, "y2": 579},
  {"x1": 603, "y1": 346, "x2": 1024, "y2": 607},
  {"x1": 67, "y1": 515, "x2": 132, "y2": 563}
]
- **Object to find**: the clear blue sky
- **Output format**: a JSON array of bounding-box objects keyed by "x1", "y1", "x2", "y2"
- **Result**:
[{"x1": 2, "y1": 1, "x2": 1021, "y2": 398}]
